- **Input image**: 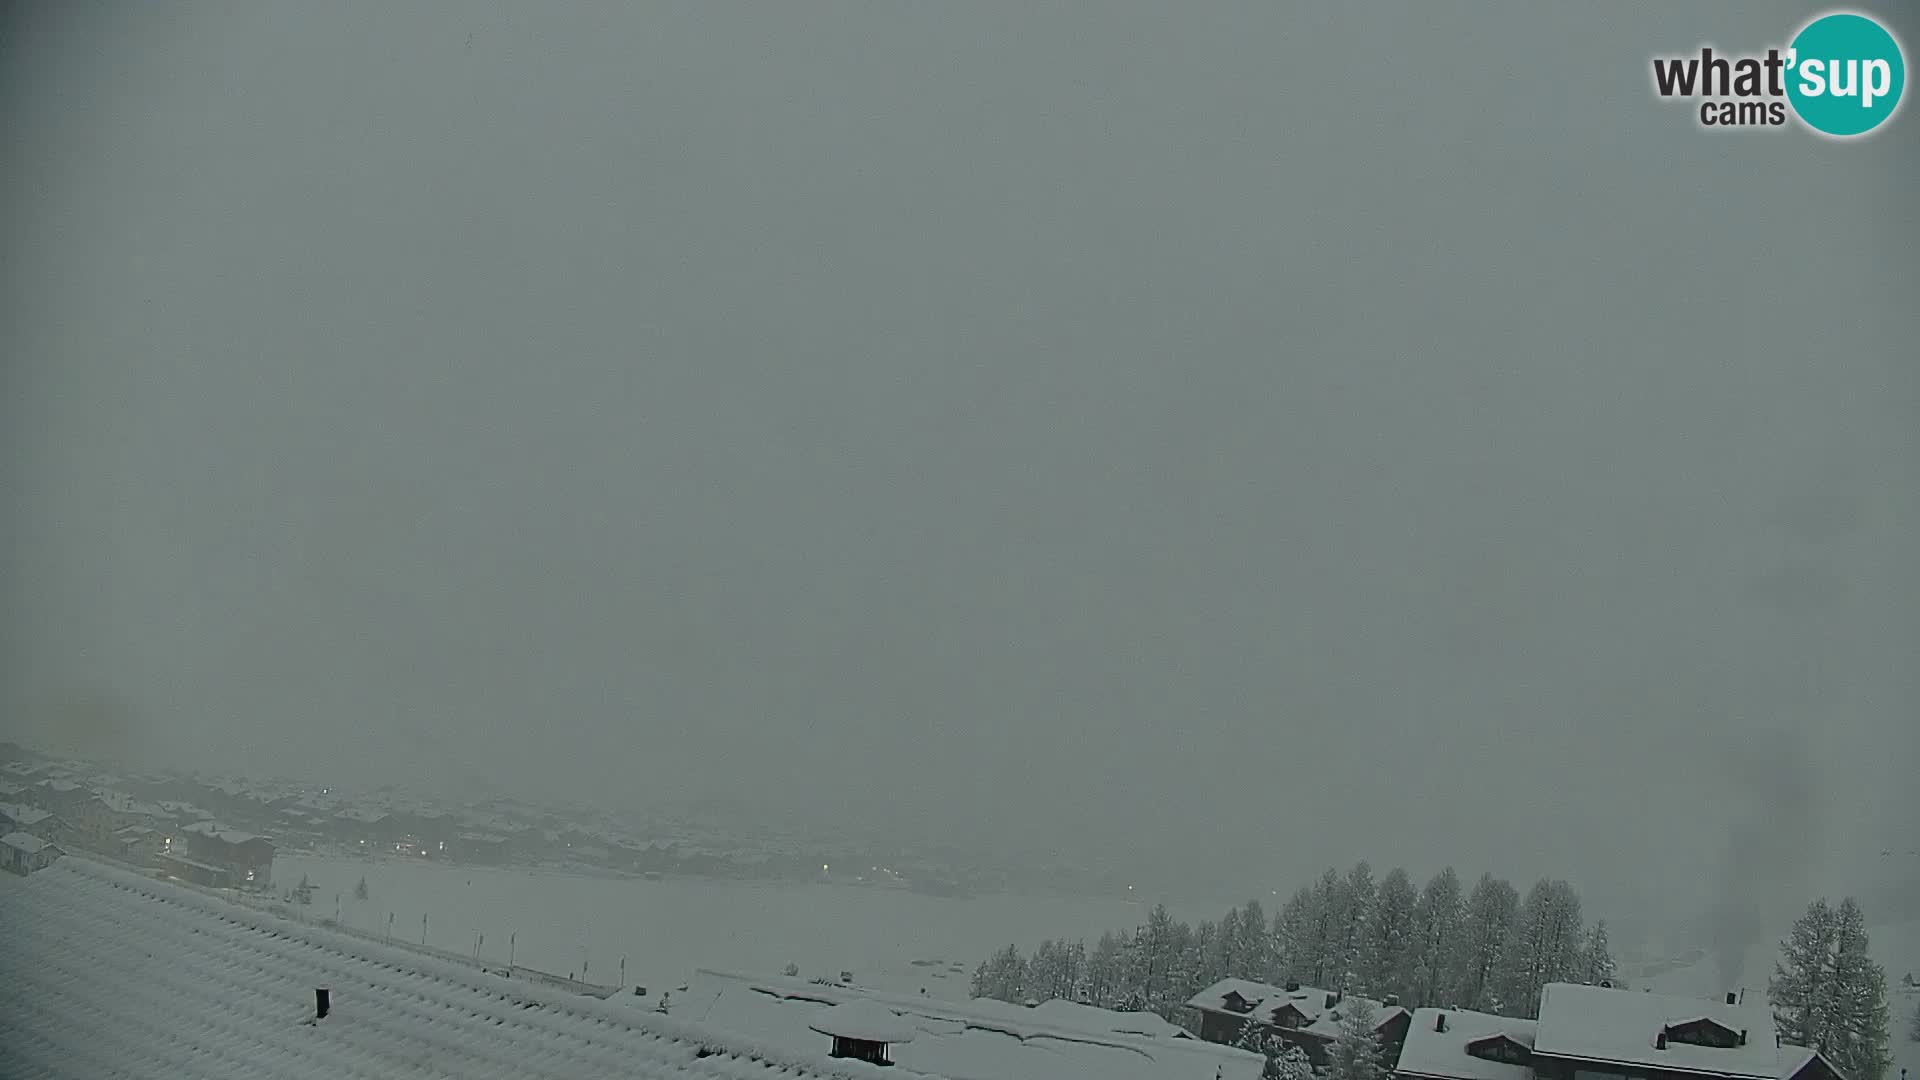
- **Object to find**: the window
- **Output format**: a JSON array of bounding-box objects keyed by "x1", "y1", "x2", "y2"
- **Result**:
[
  {"x1": 1466, "y1": 1036, "x2": 1531, "y2": 1065},
  {"x1": 1664, "y1": 1020, "x2": 1743, "y2": 1049}
]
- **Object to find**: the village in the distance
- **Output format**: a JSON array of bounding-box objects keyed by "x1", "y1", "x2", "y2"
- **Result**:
[{"x1": 0, "y1": 738, "x2": 1016, "y2": 898}]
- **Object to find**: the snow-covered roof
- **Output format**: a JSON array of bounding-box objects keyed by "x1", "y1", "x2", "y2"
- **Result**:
[
  {"x1": 0, "y1": 802, "x2": 54, "y2": 828},
  {"x1": 809, "y1": 1000, "x2": 919, "y2": 1044},
  {"x1": 181, "y1": 821, "x2": 271, "y2": 846},
  {"x1": 1026, "y1": 999, "x2": 1189, "y2": 1040},
  {"x1": 1775, "y1": 1044, "x2": 1846, "y2": 1080},
  {"x1": 2, "y1": 831, "x2": 53, "y2": 854},
  {"x1": 0, "y1": 856, "x2": 937, "y2": 1080},
  {"x1": 1532, "y1": 983, "x2": 1780, "y2": 1080},
  {"x1": 93, "y1": 789, "x2": 171, "y2": 817},
  {"x1": 1395, "y1": 1009, "x2": 1538, "y2": 1080},
  {"x1": 1184, "y1": 978, "x2": 1405, "y2": 1039},
  {"x1": 683, "y1": 970, "x2": 1263, "y2": 1080}
]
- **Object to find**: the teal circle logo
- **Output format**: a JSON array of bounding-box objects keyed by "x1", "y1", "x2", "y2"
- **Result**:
[{"x1": 1787, "y1": 12, "x2": 1905, "y2": 137}]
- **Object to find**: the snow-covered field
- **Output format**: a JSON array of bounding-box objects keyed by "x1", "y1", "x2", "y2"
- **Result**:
[
  {"x1": 276, "y1": 855, "x2": 1205, "y2": 1002},
  {"x1": 1641, "y1": 918, "x2": 1920, "y2": 1079}
]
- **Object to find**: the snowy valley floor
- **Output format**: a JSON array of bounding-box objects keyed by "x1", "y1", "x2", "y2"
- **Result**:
[{"x1": 272, "y1": 853, "x2": 1219, "y2": 1002}]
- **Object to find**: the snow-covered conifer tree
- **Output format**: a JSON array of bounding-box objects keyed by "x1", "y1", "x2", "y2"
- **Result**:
[
  {"x1": 1772, "y1": 898, "x2": 1839, "y2": 1050},
  {"x1": 1273, "y1": 885, "x2": 1316, "y2": 984},
  {"x1": 1270, "y1": 1041, "x2": 1314, "y2": 1080},
  {"x1": 1360, "y1": 868, "x2": 1416, "y2": 999},
  {"x1": 1324, "y1": 997, "x2": 1385, "y2": 1080},
  {"x1": 1238, "y1": 900, "x2": 1272, "y2": 981},
  {"x1": 1578, "y1": 920, "x2": 1617, "y2": 986},
  {"x1": 1219, "y1": 909, "x2": 1244, "y2": 980},
  {"x1": 1824, "y1": 899, "x2": 1892, "y2": 1080},
  {"x1": 1770, "y1": 897, "x2": 1892, "y2": 1080},
  {"x1": 1495, "y1": 879, "x2": 1583, "y2": 1018},
  {"x1": 1193, "y1": 919, "x2": 1224, "y2": 988},
  {"x1": 1452, "y1": 873, "x2": 1518, "y2": 1012},
  {"x1": 1407, "y1": 867, "x2": 1463, "y2": 1008},
  {"x1": 1332, "y1": 862, "x2": 1377, "y2": 991},
  {"x1": 1087, "y1": 932, "x2": 1123, "y2": 1008}
]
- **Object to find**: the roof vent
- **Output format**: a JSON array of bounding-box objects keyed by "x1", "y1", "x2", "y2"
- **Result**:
[{"x1": 1436, "y1": 1013, "x2": 1448, "y2": 1033}]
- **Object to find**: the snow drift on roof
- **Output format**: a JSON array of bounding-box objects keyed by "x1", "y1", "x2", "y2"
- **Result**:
[
  {"x1": 809, "y1": 1000, "x2": 920, "y2": 1043},
  {"x1": 1027, "y1": 999, "x2": 1187, "y2": 1039}
]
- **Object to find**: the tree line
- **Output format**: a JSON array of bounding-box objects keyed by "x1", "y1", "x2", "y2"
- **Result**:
[{"x1": 972, "y1": 861, "x2": 1616, "y2": 1022}]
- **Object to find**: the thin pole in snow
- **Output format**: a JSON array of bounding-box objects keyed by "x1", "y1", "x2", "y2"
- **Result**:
[
  {"x1": 509, "y1": 932, "x2": 516, "y2": 970},
  {"x1": 386, "y1": 912, "x2": 394, "y2": 943},
  {"x1": 620, "y1": 957, "x2": 626, "y2": 988},
  {"x1": 421, "y1": 913, "x2": 428, "y2": 945}
]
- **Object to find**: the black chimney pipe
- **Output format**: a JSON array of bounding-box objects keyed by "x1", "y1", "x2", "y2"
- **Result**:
[{"x1": 316, "y1": 988, "x2": 331, "y2": 1020}]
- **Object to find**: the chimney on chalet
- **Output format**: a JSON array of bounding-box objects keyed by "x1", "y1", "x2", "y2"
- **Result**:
[
  {"x1": 315, "y1": 988, "x2": 331, "y2": 1020},
  {"x1": 1656, "y1": 1031, "x2": 1668, "y2": 1051},
  {"x1": 1383, "y1": 994, "x2": 1400, "y2": 1008},
  {"x1": 1285, "y1": 980, "x2": 1301, "y2": 992},
  {"x1": 1326, "y1": 993, "x2": 1339, "y2": 1009},
  {"x1": 1726, "y1": 992, "x2": 1739, "y2": 1006},
  {"x1": 1435, "y1": 1013, "x2": 1448, "y2": 1033},
  {"x1": 1738, "y1": 1029, "x2": 1748, "y2": 1047}
]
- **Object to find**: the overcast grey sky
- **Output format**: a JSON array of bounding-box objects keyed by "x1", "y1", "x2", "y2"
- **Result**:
[{"x1": 3, "y1": 2, "x2": 1915, "y2": 919}]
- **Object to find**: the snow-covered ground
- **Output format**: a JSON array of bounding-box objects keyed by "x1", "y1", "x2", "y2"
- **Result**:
[
  {"x1": 1640, "y1": 918, "x2": 1920, "y2": 1079},
  {"x1": 277, "y1": 854, "x2": 1207, "y2": 1002}
]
